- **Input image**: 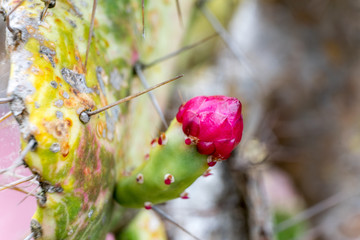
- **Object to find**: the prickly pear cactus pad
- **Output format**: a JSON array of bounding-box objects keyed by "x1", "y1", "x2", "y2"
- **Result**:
[
  {"x1": 1, "y1": 0, "x2": 186, "y2": 239},
  {"x1": 115, "y1": 96, "x2": 243, "y2": 208},
  {"x1": 3, "y1": 1, "x2": 129, "y2": 238},
  {"x1": 117, "y1": 209, "x2": 167, "y2": 240}
]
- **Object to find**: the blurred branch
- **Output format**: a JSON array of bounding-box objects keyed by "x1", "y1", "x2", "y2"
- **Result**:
[
  {"x1": 228, "y1": 161, "x2": 274, "y2": 240},
  {"x1": 276, "y1": 190, "x2": 360, "y2": 233}
]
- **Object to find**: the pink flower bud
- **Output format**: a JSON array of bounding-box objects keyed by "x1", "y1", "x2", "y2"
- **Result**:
[{"x1": 176, "y1": 96, "x2": 243, "y2": 160}]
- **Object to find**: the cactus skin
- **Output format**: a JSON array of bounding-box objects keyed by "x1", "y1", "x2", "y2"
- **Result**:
[
  {"x1": 117, "y1": 210, "x2": 167, "y2": 240},
  {"x1": 115, "y1": 119, "x2": 209, "y2": 208},
  {"x1": 3, "y1": 0, "x2": 183, "y2": 239},
  {"x1": 4, "y1": 0, "x2": 131, "y2": 238}
]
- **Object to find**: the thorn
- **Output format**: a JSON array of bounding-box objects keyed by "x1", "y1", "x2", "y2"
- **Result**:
[
  {"x1": 21, "y1": 137, "x2": 37, "y2": 154},
  {"x1": 5, "y1": 0, "x2": 25, "y2": 39},
  {"x1": 0, "y1": 138, "x2": 37, "y2": 175},
  {"x1": 141, "y1": 0, "x2": 145, "y2": 39},
  {"x1": 0, "y1": 111, "x2": 13, "y2": 124},
  {"x1": 87, "y1": 74, "x2": 183, "y2": 116},
  {"x1": 0, "y1": 96, "x2": 14, "y2": 104},
  {"x1": 177, "y1": 89, "x2": 185, "y2": 104},
  {"x1": 175, "y1": 0, "x2": 184, "y2": 28},
  {"x1": 136, "y1": 173, "x2": 144, "y2": 184},
  {"x1": 42, "y1": 0, "x2": 56, "y2": 8},
  {"x1": 198, "y1": 3, "x2": 253, "y2": 75},
  {"x1": 0, "y1": 160, "x2": 22, "y2": 175},
  {"x1": 9, "y1": 186, "x2": 35, "y2": 195},
  {"x1": 275, "y1": 190, "x2": 359, "y2": 233},
  {"x1": 17, "y1": 185, "x2": 39, "y2": 205},
  {"x1": 24, "y1": 232, "x2": 34, "y2": 240},
  {"x1": 134, "y1": 63, "x2": 169, "y2": 128},
  {"x1": 144, "y1": 33, "x2": 218, "y2": 69},
  {"x1": 152, "y1": 205, "x2": 201, "y2": 240},
  {"x1": 84, "y1": 0, "x2": 98, "y2": 71},
  {"x1": 164, "y1": 173, "x2": 174, "y2": 185},
  {"x1": 20, "y1": 179, "x2": 37, "y2": 188},
  {"x1": 144, "y1": 201, "x2": 152, "y2": 210},
  {"x1": 40, "y1": 0, "x2": 56, "y2": 21},
  {"x1": 40, "y1": 7, "x2": 47, "y2": 20},
  {"x1": 1, "y1": 171, "x2": 37, "y2": 184},
  {"x1": 0, "y1": 175, "x2": 36, "y2": 191}
]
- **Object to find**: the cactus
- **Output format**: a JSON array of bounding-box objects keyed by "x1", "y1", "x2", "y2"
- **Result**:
[
  {"x1": 115, "y1": 96, "x2": 243, "y2": 209},
  {"x1": 118, "y1": 209, "x2": 167, "y2": 240},
  {"x1": 0, "y1": 0, "x2": 242, "y2": 239}
]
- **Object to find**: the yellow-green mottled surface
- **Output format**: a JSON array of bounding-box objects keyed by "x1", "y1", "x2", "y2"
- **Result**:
[
  {"x1": 117, "y1": 210, "x2": 167, "y2": 240},
  {"x1": 3, "y1": 0, "x2": 184, "y2": 239}
]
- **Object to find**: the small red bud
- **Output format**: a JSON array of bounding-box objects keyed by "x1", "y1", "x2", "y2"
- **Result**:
[
  {"x1": 164, "y1": 174, "x2": 175, "y2": 185},
  {"x1": 203, "y1": 169, "x2": 213, "y2": 177},
  {"x1": 208, "y1": 161, "x2": 217, "y2": 167},
  {"x1": 184, "y1": 138, "x2": 192, "y2": 145},
  {"x1": 180, "y1": 192, "x2": 189, "y2": 199},
  {"x1": 158, "y1": 133, "x2": 167, "y2": 145},
  {"x1": 144, "y1": 202, "x2": 152, "y2": 210}
]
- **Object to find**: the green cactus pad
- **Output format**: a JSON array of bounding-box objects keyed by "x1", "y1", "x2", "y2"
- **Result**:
[
  {"x1": 117, "y1": 210, "x2": 167, "y2": 240},
  {"x1": 3, "y1": 0, "x2": 185, "y2": 238},
  {"x1": 115, "y1": 119, "x2": 209, "y2": 208}
]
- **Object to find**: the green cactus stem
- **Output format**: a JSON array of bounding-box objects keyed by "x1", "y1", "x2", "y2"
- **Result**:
[
  {"x1": 115, "y1": 95, "x2": 243, "y2": 208},
  {"x1": 116, "y1": 209, "x2": 167, "y2": 240},
  {"x1": 2, "y1": 0, "x2": 187, "y2": 238},
  {"x1": 115, "y1": 119, "x2": 209, "y2": 208}
]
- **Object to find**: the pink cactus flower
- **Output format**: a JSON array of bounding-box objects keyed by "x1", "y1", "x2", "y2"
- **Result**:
[{"x1": 176, "y1": 96, "x2": 243, "y2": 161}]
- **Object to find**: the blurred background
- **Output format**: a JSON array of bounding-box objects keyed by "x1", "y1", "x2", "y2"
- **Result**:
[
  {"x1": 1, "y1": 0, "x2": 360, "y2": 239},
  {"x1": 0, "y1": 15, "x2": 38, "y2": 239},
  {"x1": 0, "y1": 14, "x2": 37, "y2": 239}
]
